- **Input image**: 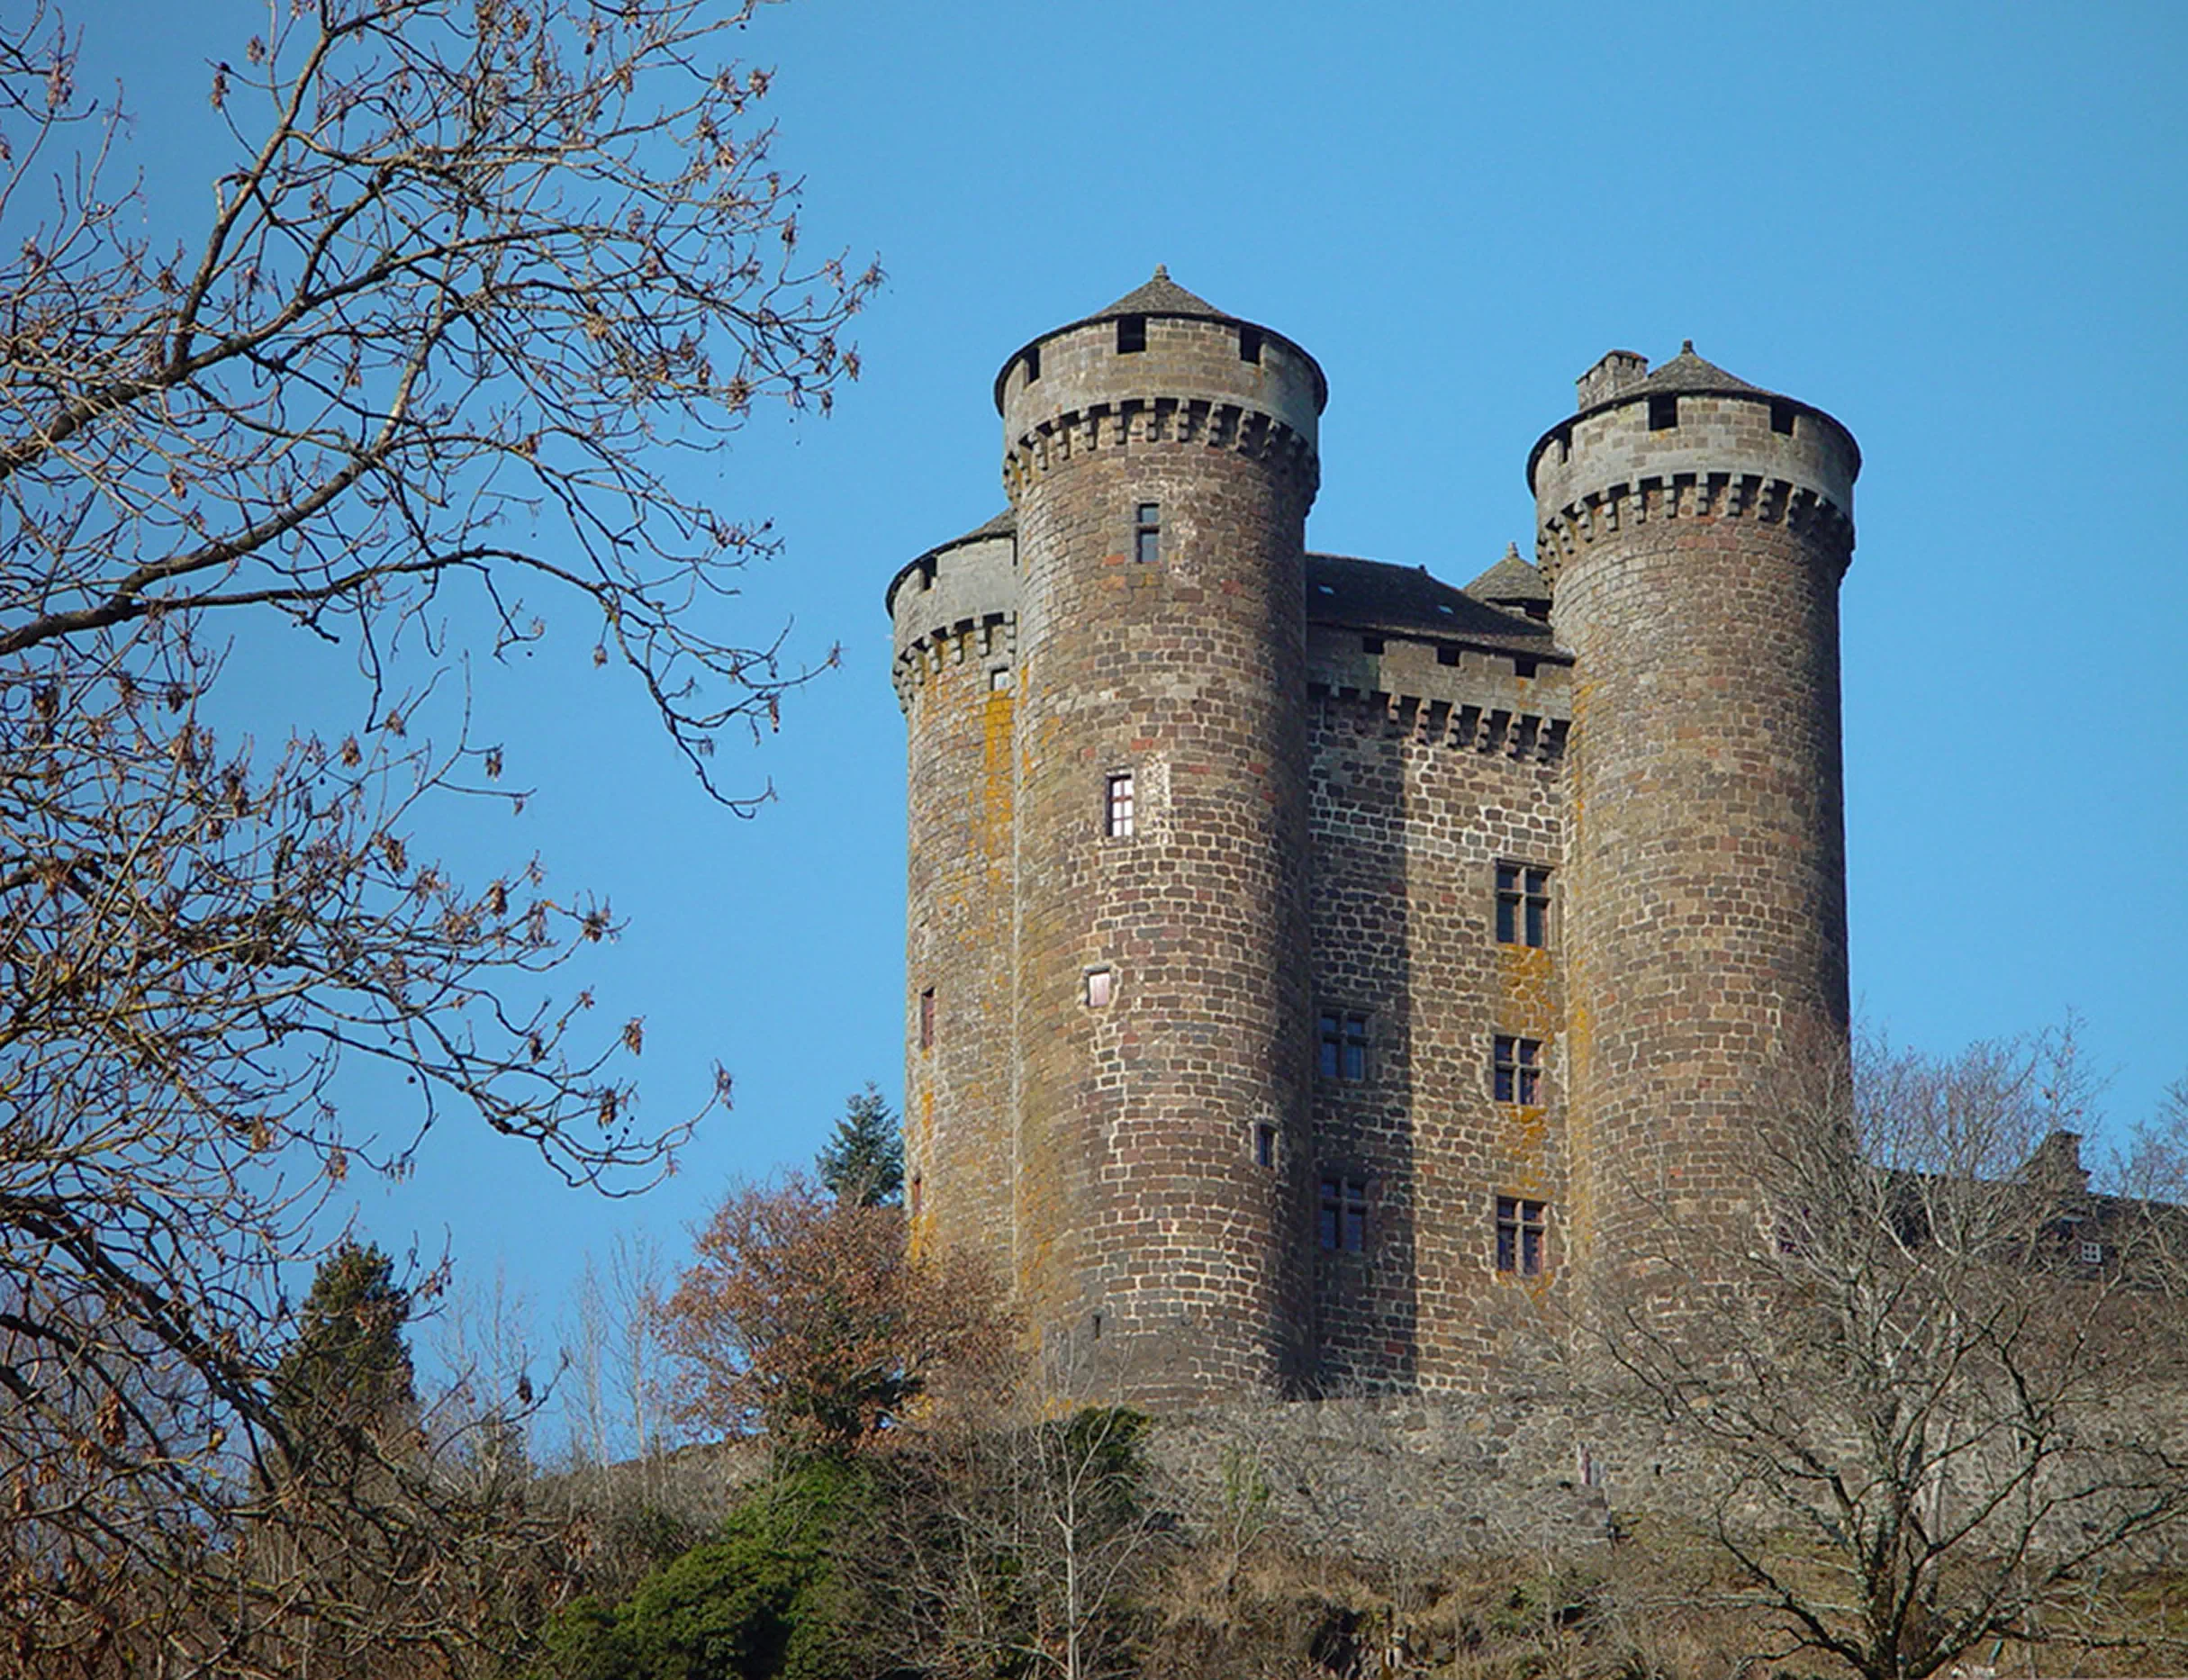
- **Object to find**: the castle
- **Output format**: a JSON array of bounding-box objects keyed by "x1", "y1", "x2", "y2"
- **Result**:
[{"x1": 887, "y1": 271, "x2": 1858, "y2": 1407}]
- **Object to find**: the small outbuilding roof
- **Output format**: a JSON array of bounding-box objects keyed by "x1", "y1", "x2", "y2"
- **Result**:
[{"x1": 1465, "y1": 543, "x2": 1552, "y2": 608}]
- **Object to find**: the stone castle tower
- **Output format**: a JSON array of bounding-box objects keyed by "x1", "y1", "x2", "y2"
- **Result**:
[{"x1": 888, "y1": 273, "x2": 1858, "y2": 1405}]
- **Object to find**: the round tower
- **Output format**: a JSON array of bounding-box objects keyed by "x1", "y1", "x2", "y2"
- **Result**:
[
  {"x1": 999, "y1": 268, "x2": 1325, "y2": 1402},
  {"x1": 1529, "y1": 344, "x2": 1859, "y2": 1294},
  {"x1": 889, "y1": 513, "x2": 1019, "y2": 1273}
]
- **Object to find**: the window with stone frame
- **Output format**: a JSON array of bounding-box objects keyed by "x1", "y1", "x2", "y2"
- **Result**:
[
  {"x1": 1317, "y1": 1010, "x2": 1370, "y2": 1080},
  {"x1": 1493, "y1": 1034, "x2": 1542, "y2": 1105},
  {"x1": 1496, "y1": 1196, "x2": 1547, "y2": 1275},
  {"x1": 918, "y1": 987, "x2": 936, "y2": 1052},
  {"x1": 1133, "y1": 501, "x2": 1161, "y2": 565},
  {"x1": 1319, "y1": 1174, "x2": 1369, "y2": 1253},
  {"x1": 1496, "y1": 863, "x2": 1551, "y2": 948},
  {"x1": 1103, "y1": 771, "x2": 1135, "y2": 838}
]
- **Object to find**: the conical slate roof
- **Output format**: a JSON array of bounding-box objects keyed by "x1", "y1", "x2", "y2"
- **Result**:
[
  {"x1": 1465, "y1": 542, "x2": 1551, "y2": 608},
  {"x1": 946, "y1": 508, "x2": 1017, "y2": 546},
  {"x1": 1632, "y1": 339, "x2": 1771, "y2": 399},
  {"x1": 1097, "y1": 265, "x2": 1234, "y2": 321}
]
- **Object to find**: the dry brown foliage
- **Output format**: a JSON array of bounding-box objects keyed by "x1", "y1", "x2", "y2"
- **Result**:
[{"x1": 658, "y1": 1175, "x2": 1017, "y2": 1455}]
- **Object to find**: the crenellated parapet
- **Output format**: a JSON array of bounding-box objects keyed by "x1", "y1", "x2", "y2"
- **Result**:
[
  {"x1": 1001, "y1": 397, "x2": 1319, "y2": 504},
  {"x1": 1310, "y1": 684, "x2": 1570, "y2": 763},
  {"x1": 1535, "y1": 471, "x2": 1853, "y2": 583},
  {"x1": 1529, "y1": 347, "x2": 1858, "y2": 585},
  {"x1": 887, "y1": 517, "x2": 1019, "y2": 713}
]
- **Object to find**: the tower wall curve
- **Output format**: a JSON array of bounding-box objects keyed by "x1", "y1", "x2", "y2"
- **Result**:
[
  {"x1": 893, "y1": 528, "x2": 1019, "y2": 1275},
  {"x1": 1538, "y1": 375, "x2": 1858, "y2": 1296},
  {"x1": 1004, "y1": 306, "x2": 1322, "y2": 1402}
]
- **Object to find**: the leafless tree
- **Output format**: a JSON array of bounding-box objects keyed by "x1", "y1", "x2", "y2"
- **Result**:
[
  {"x1": 1589, "y1": 1030, "x2": 2188, "y2": 1680},
  {"x1": 0, "y1": 0, "x2": 872, "y2": 1667}
]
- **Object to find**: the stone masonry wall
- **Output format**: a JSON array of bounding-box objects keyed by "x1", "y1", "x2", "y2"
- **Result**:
[{"x1": 1305, "y1": 634, "x2": 1571, "y2": 1395}]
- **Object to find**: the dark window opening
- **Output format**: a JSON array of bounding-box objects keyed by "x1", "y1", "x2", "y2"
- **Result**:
[
  {"x1": 1238, "y1": 325, "x2": 1262, "y2": 364},
  {"x1": 1319, "y1": 1175, "x2": 1369, "y2": 1253},
  {"x1": 918, "y1": 988, "x2": 936, "y2": 1051},
  {"x1": 1770, "y1": 400, "x2": 1796, "y2": 436},
  {"x1": 1104, "y1": 771, "x2": 1135, "y2": 837},
  {"x1": 1648, "y1": 393, "x2": 1678, "y2": 431},
  {"x1": 1496, "y1": 864, "x2": 1551, "y2": 948},
  {"x1": 1090, "y1": 1312, "x2": 1102, "y2": 1340},
  {"x1": 1493, "y1": 1034, "x2": 1542, "y2": 1105},
  {"x1": 1254, "y1": 1123, "x2": 1277, "y2": 1169},
  {"x1": 1513, "y1": 655, "x2": 1539, "y2": 678},
  {"x1": 1496, "y1": 1197, "x2": 1547, "y2": 1275},
  {"x1": 1133, "y1": 502, "x2": 1160, "y2": 565},
  {"x1": 1436, "y1": 646, "x2": 1460, "y2": 667},
  {"x1": 909, "y1": 1174, "x2": 922, "y2": 1219},
  {"x1": 1318, "y1": 1011, "x2": 1370, "y2": 1081},
  {"x1": 1555, "y1": 427, "x2": 1571, "y2": 463},
  {"x1": 1024, "y1": 345, "x2": 1041, "y2": 383},
  {"x1": 1361, "y1": 636, "x2": 1384, "y2": 655},
  {"x1": 1117, "y1": 315, "x2": 1146, "y2": 354}
]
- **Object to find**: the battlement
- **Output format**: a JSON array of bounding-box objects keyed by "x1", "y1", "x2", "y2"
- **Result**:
[
  {"x1": 888, "y1": 517, "x2": 1019, "y2": 711},
  {"x1": 1530, "y1": 346, "x2": 1858, "y2": 541},
  {"x1": 1001, "y1": 396, "x2": 1319, "y2": 502},
  {"x1": 1534, "y1": 471, "x2": 1856, "y2": 583},
  {"x1": 1311, "y1": 684, "x2": 1570, "y2": 763}
]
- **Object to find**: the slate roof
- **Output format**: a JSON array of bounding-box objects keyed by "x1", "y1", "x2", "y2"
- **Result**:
[
  {"x1": 1465, "y1": 543, "x2": 1552, "y2": 608},
  {"x1": 1099, "y1": 266, "x2": 1233, "y2": 321},
  {"x1": 1306, "y1": 552, "x2": 1565, "y2": 657},
  {"x1": 1631, "y1": 340, "x2": 1772, "y2": 400}
]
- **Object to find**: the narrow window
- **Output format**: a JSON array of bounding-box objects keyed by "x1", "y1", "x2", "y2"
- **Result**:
[
  {"x1": 1024, "y1": 344, "x2": 1041, "y2": 383},
  {"x1": 1103, "y1": 771, "x2": 1135, "y2": 837},
  {"x1": 1648, "y1": 393, "x2": 1677, "y2": 430},
  {"x1": 1496, "y1": 1197, "x2": 1548, "y2": 1275},
  {"x1": 909, "y1": 1173, "x2": 923, "y2": 1220},
  {"x1": 1133, "y1": 502, "x2": 1161, "y2": 565},
  {"x1": 1319, "y1": 1175, "x2": 1369, "y2": 1253},
  {"x1": 1238, "y1": 325, "x2": 1262, "y2": 365},
  {"x1": 1254, "y1": 1123, "x2": 1277, "y2": 1169},
  {"x1": 989, "y1": 666, "x2": 1012, "y2": 691},
  {"x1": 1318, "y1": 1011, "x2": 1370, "y2": 1080},
  {"x1": 1117, "y1": 315, "x2": 1146, "y2": 354},
  {"x1": 1493, "y1": 1035, "x2": 1542, "y2": 1105},
  {"x1": 918, "y1": 987, "x2": 936, "y2": 1051},
  {"x1": 1769, "y1": 400, "x2": 1796, "y2": 436},
  {"x1": 1084, "y1": 968, "x2": 1114, "y2": 1008},
  {"x1": 1496, "y1": 864, "x2": 1551, "y2": 949}
]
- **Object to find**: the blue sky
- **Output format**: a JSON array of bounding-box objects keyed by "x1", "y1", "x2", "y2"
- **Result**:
[{"x1": 77, "y1": 2, "x2": 2188, "y2": 1390}]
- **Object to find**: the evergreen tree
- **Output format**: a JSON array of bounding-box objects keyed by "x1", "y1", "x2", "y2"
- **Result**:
[
  {"x1": 815, "y1": 1085, "x2": 903, "y2": 1208},
  {"x1": 273, "y1": 1241, "x2": 416, "y2": 1461}
]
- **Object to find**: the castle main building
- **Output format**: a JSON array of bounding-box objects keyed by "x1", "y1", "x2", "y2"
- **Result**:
[{"x1": 888, "y1": 272, "x2": 1859, "y2": 1407}]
